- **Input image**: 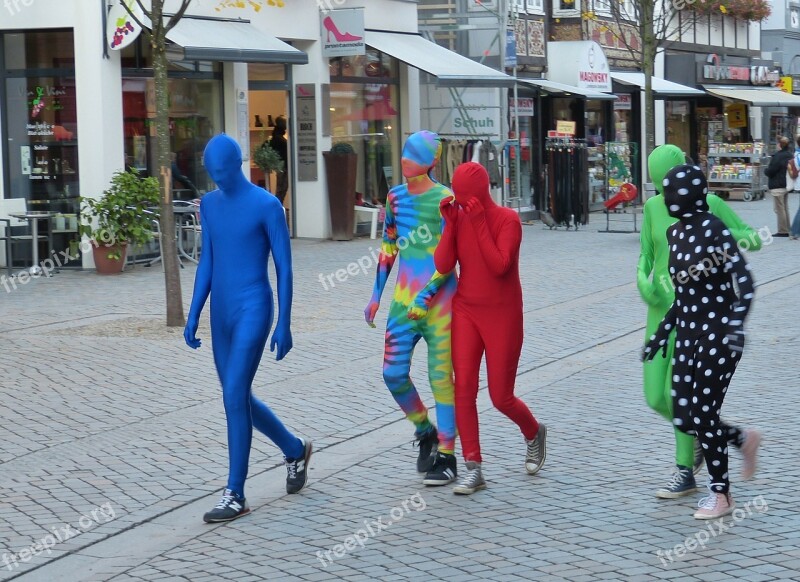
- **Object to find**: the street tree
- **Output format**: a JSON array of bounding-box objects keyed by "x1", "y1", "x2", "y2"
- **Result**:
[{"x1": 124, "y1": 0, "x2": 192, "y2": 327}]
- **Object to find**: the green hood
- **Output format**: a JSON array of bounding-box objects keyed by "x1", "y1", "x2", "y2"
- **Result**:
[{"x1": 648, "y1": 144, "x2": 685, "y2": 195}]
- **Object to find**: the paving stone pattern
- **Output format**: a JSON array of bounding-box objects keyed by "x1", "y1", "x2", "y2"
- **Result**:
[{"x1": 0, "y1": 197, "x2": 798, "y2": 581}]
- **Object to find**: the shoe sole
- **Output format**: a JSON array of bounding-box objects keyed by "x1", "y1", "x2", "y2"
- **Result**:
[
  {"x1": 287, "y1": 440, "x2": 313, "y2": 494},
  {"x1": 656, "y1": 487, "x2": 699, "y2": 499},
  {"x1": 526, "y1": 424, "x2": 547, "y2": 475},
  {"x1": 453, "y1": 483, "x2": 487, "y2": 495},
  {"x1": 423, "y1": 477, "x2": 456, "y2": 486},
  {"x1": 203, "y1": 508, "x2": 251, "y2": 523},
  {"x1": 694, "y1": 502, "x2": 735, "y2": 520}
]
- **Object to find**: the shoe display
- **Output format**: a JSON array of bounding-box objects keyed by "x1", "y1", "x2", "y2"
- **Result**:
[
  {"x1": 453, "y1": 461, "x2": 486, "y2": 495},
  {"x1": 203, "y1": 489, "x2": 250, "y2": 523},
  {"x1": 741, "y1": 429, "x2": 762, "y2": 480},
  {"x1": 285, "y1": 438, "x2": 313, "y2": 494},
  {"x1": 656, "y1": 466, "x2": 699, "y2": 499},
  {"x1": 414, "y1": 426, "x2": 438, "y2": 474},
  {"x1": 422, "y1": 452, "x2": 457, "y2": 486},
  {"x1": 525, "y1": 423, "x2": 547, "y2": 475},
  {"x1": 693, "y1": 438, "x2": 705, "y2": 475},
  {"x1": 694, "y1": 486, "x2": 735, "y2": 519}
]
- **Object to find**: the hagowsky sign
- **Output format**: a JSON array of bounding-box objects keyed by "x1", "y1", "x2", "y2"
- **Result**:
[{"x1": 546, "y1": 41, "x2": 611, "y2": 92}]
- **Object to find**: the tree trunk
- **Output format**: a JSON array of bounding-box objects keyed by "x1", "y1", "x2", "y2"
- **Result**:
[
  {"x1": 641, "y1": 2, "x2": 657, "y2": 178},
  {"x1": 151, "y1": 2, "x2": 185, "y2": 327}
]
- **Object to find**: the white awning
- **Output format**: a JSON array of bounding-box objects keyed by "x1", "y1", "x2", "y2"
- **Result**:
[
  {"x1": 518, "y1": 78, "x2": 616, "y2": 100},
  {"x1": 364, "y1": 30, "x2": 514, "y2": 88},
  {"x1": 611, "y1": 72, "x2": 704, "y2": 97},
  {"x1": 164, "y1": 17, "x2": 308, "y2": 64},
  {"x1": 703, "y1": 85, "x2": 800, "y2": 107}
]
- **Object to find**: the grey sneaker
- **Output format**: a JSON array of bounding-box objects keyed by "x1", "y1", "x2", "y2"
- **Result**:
[
  {"x1": 525, "y1": 423, "x2": 547, "y2": 475},
  {"x1": 656, "y1": 466, "x2": 698, "y2": 499},
  {"x1": 285, "y1": 438, "x2": 313, "y2": 494},
  {"x1": 203, "y1": 489, "x2": 250, "y2": 523},
  {"x1": 693, "y1": 438, "x2": 705, "y2": 475},
  {"x1": 453, "y1": 461, "x2": 486, "y2": 495}
]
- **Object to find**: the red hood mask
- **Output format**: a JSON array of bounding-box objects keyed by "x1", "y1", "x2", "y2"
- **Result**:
[{"x1": 451, "y1": 162, "x2": 493, "y2": 207}]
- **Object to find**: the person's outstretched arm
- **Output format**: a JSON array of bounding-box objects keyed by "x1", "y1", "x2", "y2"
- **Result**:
[
  {"x1": 365, "y1": 194, "x2": 399, "y2": 327},
  {"x1": 717, "y1": 225, "x2": 755, "y2": 353},
  {"x1": 184, "y1": 202, "x2": 213, "y2": 349},
  {"x1": 266, "y1": 198, "x2": 293, "y2": 360},
  {"x1": 465, "y1": 198, "x2": 520, "y2": 276},
  {"x1": 708, "y1": 195, "x2": 763, "y2": 251},
  {"x1": 642, "y1": 302, "x2": 677, "y2": 361}
]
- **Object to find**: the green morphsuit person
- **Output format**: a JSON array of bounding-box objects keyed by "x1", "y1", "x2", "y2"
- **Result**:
[{"x1": 638, "y1": 144, "x2": 764, "y2": 499}]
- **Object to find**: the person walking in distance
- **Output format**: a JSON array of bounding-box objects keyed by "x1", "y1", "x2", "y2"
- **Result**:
[
  {"x1": 184, "y1": 134, "x2": 311, "y2": 523},
  {"x1": 364, "y1": 131, "x2": 458, "y2": 486},
  {"x1": 763, "y1": 136, "x2": 794, "y2": 237},
  {"x1": 417, "y1": 162, "x2": 545, "y2": 495},
  {"x1": 643, "y1": 164, "x2": 762, "y2": 520},
  {"x1": 638, "y1": 145, "x2": 762, "y2": 500}
]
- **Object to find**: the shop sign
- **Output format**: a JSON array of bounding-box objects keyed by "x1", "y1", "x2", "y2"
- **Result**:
[
  {"x1": 726, "y1": 103, "x2": 747, "y2": 129},
  {"x1": 702, "y1": 54, "x2": 749, "y2": 82},
  {"x1": 613, "y1": 94, "x2": 632, "y2": 111},
  {"x1": 107, "y1": 0, "x2": 144, "y2": 51},
  {"x1": 555, "y1": 120, "x2": 576, "y2": 135},
  {"x1": 425, "y1": 88, "x2": 501, "y2": 136},
  {"x1": 546, "y1": 41, "x2": 611, "y2": 92},
  {"x1": 509, "y1": 97, "x2": 534, "y2": 117},
  {"x1": 295, "y1": 84, "x2": 318, "y2": 182},
  {"x1": 750, "y1": 66, "x2": 780, "y2": 86},
  {"x1": 778, "y1": 76, "x2": 793, "y2": 94},
  {"x1": 321, "y1": 8, "x2": 365, "y2": 57}
]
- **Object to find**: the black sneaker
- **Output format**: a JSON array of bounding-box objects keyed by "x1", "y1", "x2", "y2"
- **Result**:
[
  {"x1": 414, "y1": 426, "x2": 438, "y2": 473},
  {"x1": 422, "y1": 452, "x2": 457, "y2": 486},
  {"x1": 285, "y1": 438, "x2": 313, "y2": 494},
  {"x1": 656, "y1": 466, "x2": 698, "y2": 499},
  {"x1": 693, "y1": 438, "x2": 705, "y2": 476},
  {"x1": 203, "y1": 488, "x2": 250, "y2": 523}
]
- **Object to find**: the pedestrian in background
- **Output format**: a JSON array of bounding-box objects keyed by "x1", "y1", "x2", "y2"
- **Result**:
[{"x1": 763, "y1": 136, "x2": 793, "y2": 237}]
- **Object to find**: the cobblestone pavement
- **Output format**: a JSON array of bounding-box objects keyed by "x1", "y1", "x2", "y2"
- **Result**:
[{"x1": 1, "y1": 197, "x2": 798, "y2": 581}]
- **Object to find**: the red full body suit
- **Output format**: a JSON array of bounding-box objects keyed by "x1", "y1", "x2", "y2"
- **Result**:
[{"x1": 435, "y1": 162, "x2": 539, "y2": 463}]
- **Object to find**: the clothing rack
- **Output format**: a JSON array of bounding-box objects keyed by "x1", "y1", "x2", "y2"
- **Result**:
[{"x1": 544, "y1": 137, "x2": 589, "y2": 229}]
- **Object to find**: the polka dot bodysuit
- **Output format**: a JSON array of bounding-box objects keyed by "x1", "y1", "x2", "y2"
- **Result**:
[{"x1": 643, "y1": 164, "x2": 755, "y2": 495}]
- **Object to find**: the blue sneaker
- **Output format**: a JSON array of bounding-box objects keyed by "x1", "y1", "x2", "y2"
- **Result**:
[{"x1": 656, "y1": 466, "x2": 698, "y2": 499}]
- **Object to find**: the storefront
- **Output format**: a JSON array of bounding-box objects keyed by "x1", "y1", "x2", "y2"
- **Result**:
[{"x1": 0, "y1": 0, "x2": 514, "y2": 271}]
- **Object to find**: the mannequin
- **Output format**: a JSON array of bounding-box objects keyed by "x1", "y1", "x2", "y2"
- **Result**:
[
  {"x1": 184, "y1": 134, "x2": 311, "y2": 523},
  {"x1": 364, "y1": 130, "x2": 458, "y2": 486}
]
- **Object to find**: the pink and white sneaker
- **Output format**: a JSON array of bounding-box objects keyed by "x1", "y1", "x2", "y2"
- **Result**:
[
  {"x1": 741, "y1": 429, "x2": 762, "y2": 480},
  {"x1": 693, "y1": 486, "x2": 735, "y2": 520}
]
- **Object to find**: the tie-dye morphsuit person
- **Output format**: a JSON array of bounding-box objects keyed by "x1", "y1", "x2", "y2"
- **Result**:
[
  {"x1": 364, "y1": 131, "x2": 458, "y2": 486},
  {"x1": 184, "y1": 135, "x2": 312, "y2": 524}
]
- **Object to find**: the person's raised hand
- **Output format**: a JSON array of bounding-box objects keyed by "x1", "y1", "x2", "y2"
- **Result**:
[
  {"x1": 439, "y1": 195, "x2": 459, "y2": 226},
  {"x1": 464, "y1": 197, "x2": 484, "y2": 219}
]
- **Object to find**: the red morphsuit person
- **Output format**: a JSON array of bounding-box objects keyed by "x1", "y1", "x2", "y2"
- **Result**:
[{"x1": 430, "y1": 162, "x2": 547, "y2": 494}]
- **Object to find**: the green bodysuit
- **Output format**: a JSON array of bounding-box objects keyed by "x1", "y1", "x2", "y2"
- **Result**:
[{"x1": 638, "y1": 145, "x2": 762, "y2": 468}]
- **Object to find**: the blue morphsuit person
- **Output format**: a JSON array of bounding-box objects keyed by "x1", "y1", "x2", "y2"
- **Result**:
[{"x1": 184, "y1": 134, "x2": 312, "y2": 524}]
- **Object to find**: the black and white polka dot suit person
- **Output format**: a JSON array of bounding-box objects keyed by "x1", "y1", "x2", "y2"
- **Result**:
[{"x1": 642, "y1": 165, "x2": 755, "y2": 496}]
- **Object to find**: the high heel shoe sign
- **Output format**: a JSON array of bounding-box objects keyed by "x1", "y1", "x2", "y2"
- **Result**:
[{"x1": 321, "y1": 8, "x2": 365, "y2": 57}]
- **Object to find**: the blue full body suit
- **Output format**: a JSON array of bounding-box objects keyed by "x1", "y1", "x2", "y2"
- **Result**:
[{"x1": 184, "y1": 134, "x2": 303, "y2": 498}]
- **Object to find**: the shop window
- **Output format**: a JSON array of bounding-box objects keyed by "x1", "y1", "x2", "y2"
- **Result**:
[
  {"x1": 526, "y1": 0, "x2": 545, "y2": 14},
  {"x1": 593, "y1": 0, "x2": 612, "y2": 15},
  {"x1": 122, "y1": 77, "x2": 222, "y2": 198},
  {"x1": 329, "y1": 49, "x2": 400, "y2": 206},
  {"x1": 3, "y1": 30, "x2": 75, "y2": 69}
]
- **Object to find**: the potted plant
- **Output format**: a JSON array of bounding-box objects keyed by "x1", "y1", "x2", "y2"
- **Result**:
[
  {"x1": 323, "y1": 141, "x2": 358, "y2": 240},
  {"x1": 79, "y1": 167, "x2": 160, "y2": 275},
  {"x1": 252, "y1": 140, "x2": 285, "y2": 191}
]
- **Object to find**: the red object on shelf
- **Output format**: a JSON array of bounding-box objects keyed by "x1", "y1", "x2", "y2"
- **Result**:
[{"x1": 604, "y1": 182, "x2": 638, "y2": 210}]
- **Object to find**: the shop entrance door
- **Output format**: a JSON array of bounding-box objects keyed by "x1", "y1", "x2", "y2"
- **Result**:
[{"x1": 249, "y1": 88, "x2": 292, "y2": 235}]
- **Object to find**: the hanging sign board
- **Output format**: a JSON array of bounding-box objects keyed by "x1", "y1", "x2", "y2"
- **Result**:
[
  {"x1": 726, "y1": 103, "x2": 747, "y2": 129},
  {"x1": 509, "y1": 97, "x2": 534, "y2": 117},
  {"x1": 107, "y1": 0, "x2": 144, "y2": 51},
  {"x1": 321, "y1": 8, "x2": 365, "y2": 57},
  {"x1": 555, "y1": 120, "x2": 576, "y2": 135}
]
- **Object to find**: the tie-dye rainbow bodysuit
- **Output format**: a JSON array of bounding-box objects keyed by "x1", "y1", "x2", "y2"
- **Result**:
[{"x1": 367, "y1": 131, "x2": 456, "y2": 454}]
